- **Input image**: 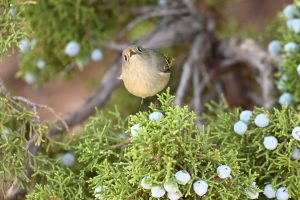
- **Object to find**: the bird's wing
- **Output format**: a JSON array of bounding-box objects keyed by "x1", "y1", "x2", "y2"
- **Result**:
[
  {"x1": 162, "y1": 54, "x2": 173, "y2": 73},
  {"x1": 149, "y1": 49, "x2": 172, "y2": 73}
]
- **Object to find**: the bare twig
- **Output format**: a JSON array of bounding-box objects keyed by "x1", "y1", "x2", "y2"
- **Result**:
[
  {"x1": 131, "y1": 6, "x2": 158, "y2": 15},
  {"x1": 192, "y1": 65, "x2": 201, "y2": 116},
  {"x1": 0, "y1": 79, "x2": 9, "y2": 96},
  {"x1": 192, "y1": 65, "x2": 203, "y2": 128},
  {"x1": 102, "y1": 41, "x2": 128, "y2": 51},
  {"x1": 59, "y1": 62, "x2": 76, "y2": 77},
  {"x1": 192, "y1": 66, "x2": 214, "y2": 115},
  {"x1": 131, "y1": 1, "x2": 182, "y2": 15},
  {"x1": 6, "y1": 180, "x2": 26, "y2": 200},
  {"x1": 110, "y1": 139, "x2": 131, "y2": 149},
  {"x1": 141, "y1": 16, "x2": 202, "y2": 48},
  {"x1": 175, "y1": 34, "x2": 204, "y2": 105},
  {"x1": 12, "y1": 96, "x2": 69, "y2": 132},
  {"x1": 104, "y1": 16, "x2": 202, "y2": 51}
]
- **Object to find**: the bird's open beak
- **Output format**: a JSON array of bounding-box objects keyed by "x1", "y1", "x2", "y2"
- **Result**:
[{"x1": 129, "y1": 49, "x2": 137, "y2": 58}]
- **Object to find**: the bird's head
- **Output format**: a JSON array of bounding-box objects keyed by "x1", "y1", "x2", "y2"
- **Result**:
[{"x1": 122, "y1": 45, "x2": 149, "y2": 66}]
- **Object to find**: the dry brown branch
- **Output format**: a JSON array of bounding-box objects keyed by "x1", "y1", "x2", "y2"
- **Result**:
[
  {"x1": 6, "y1": 180, "x2": 26, "y2": 200},
  {"x1": 192, "y1": 66, "x2": 214, "y2": 115},
  {"x1": 131, "y1": 6, "x2": 157, "y2": 15},
  {"x1": 192, "y1": 65, "x2": 201, "y2": 116},
  {"x1": 192, "y1": 65, "x2": 203, "y2": 128},
  {"x1": 218, "y1": 39, "x2": 279, "y2": 108},
  {"x1": 174, "y1": 35, "x2": 200, "y2": 105},
  {"x1": 104, "y1": 16, "x2": 202, "y2": 51},
  {"x1": 51, "y1": 57, "x2": 122, "y2": 136},
  {"x1": 142, "y1": 16, "x2": 202, "y2": 49},
  {"x1": 118, "y1": 6, "x2": 189, "y2": 38},
  {"x1": 174, "y1": 34, "x2": 207, "y2": 105},
  {"x1": 0, "y1": 79, "x2": 9, "y2": 96},
  {"x1": 182, "y1": 0, "x2": 198, "y2": 15},
  {"x1": 131, "y1": 1, "x2": 182, "y2": 15}
]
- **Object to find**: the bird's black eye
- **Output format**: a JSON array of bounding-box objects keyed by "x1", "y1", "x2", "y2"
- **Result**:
[
  {"x1": 137, "y1": 46, "x2": 142, "y2": 52},
  {"x1": 124, "y1": 55, "x2": 128, "y2": 61}
]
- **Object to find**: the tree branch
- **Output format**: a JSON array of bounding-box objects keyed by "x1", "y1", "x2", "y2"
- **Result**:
[
  {"x1": 51, "y1": 57, "x2": 122, "y2": 136},
  {"x1": 174, "y1": 33, "x2": 208, "y2": 105},
  {"x1": 118, "y1": 6, "x2": 189, "y2": 38},
  {"x1": 218, "y1": 39, "x2": 279, "y2": 108}
]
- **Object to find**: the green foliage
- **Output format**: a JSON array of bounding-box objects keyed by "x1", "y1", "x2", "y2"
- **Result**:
[
  {"x1": 2, "y1": 89, "x2": 300, "y2": 199},
  {"x1": 3, "y1": 0, "x2": 161, "y2": 84},
  {"x1": 3, "y1": 1, "x2": 300, "y2": 199},
  {"x1": 0, "y1": 0, "x2": 26, "y2": 57},
  {"x1": 0, "y1": 93, "x2": 48, "y2": 194},
  {"x1": 89, "y1": 91, "x2": 256, "y2": 199},
  {"x1": 203, "y1": 101, "x2": 300, "y2": 198},
  {"x1": 74, "y1": 108, "x2": 127, "y2": 171},
  {"x1": 27, "y1": 165, "x2": 89, "y2": 200},
  {"x1": 275, "y1": 0, "x2": 300, "y2": 105},
  {"x1": 27, "y1": 108, "x2": 128, "y2": 199},
  {"x1": 1, "y1": 0, "x2": 243, "y2": 85}
]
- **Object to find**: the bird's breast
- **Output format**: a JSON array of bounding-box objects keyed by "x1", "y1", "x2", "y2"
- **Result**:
[{"x1": 121, "y1": 59, "x2": 170, "y2": 98}]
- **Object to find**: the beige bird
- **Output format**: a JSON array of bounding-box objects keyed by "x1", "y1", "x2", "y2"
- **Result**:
[{"x1": 120, "y1": 45, "x2": 171, "y2": 101}]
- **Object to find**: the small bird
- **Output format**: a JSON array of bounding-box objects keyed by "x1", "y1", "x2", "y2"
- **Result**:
[{"x1": 120, "y1": 45, "x2": 171, "y2": 107}]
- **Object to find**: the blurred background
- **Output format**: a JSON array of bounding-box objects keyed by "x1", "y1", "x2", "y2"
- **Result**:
[{"x1": 0, "y1": 0, "x2": 292, "y2": 121}]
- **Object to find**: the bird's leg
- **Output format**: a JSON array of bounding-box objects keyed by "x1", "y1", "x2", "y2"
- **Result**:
[
  {"x1": 139, "y1": 98, "x2": 144, "y2": 111},
  {"x1": 154, "y1": 99, "x2": 159, "y2": 109}
]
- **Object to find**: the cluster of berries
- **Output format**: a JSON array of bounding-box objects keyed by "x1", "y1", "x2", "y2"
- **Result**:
[
  {"x1": 18, "y1": 39, "x2": 104, "y2": 84},
  {"x1": 129, "y1": 112, "x2": 233, "y2": 199},
  {"x1": 18, "y1": 38, "x2": 40, "y2": 84},
  {"x1": 234, "y1": 110, "x2": 300, "y2": 153},
  {"x1": 268, "y1": 4, "x2": 300, "y2": 106},
  {"x1": 139, "y1": 165, "x2": 232, "y2": 199},
  {"x1": 233, "y1": 109, "x2": 300, "y2": 199},
  {"x1": 64, "y1": 41, "x2": 103, "y2": 62},
  {"x1": 141, "y1": 170, "x2": 205, "y2": 199}
]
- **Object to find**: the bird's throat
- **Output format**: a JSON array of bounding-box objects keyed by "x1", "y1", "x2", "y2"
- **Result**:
[{"x1": 129, "y1": 49, "x2": 137, "y2": 58}]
